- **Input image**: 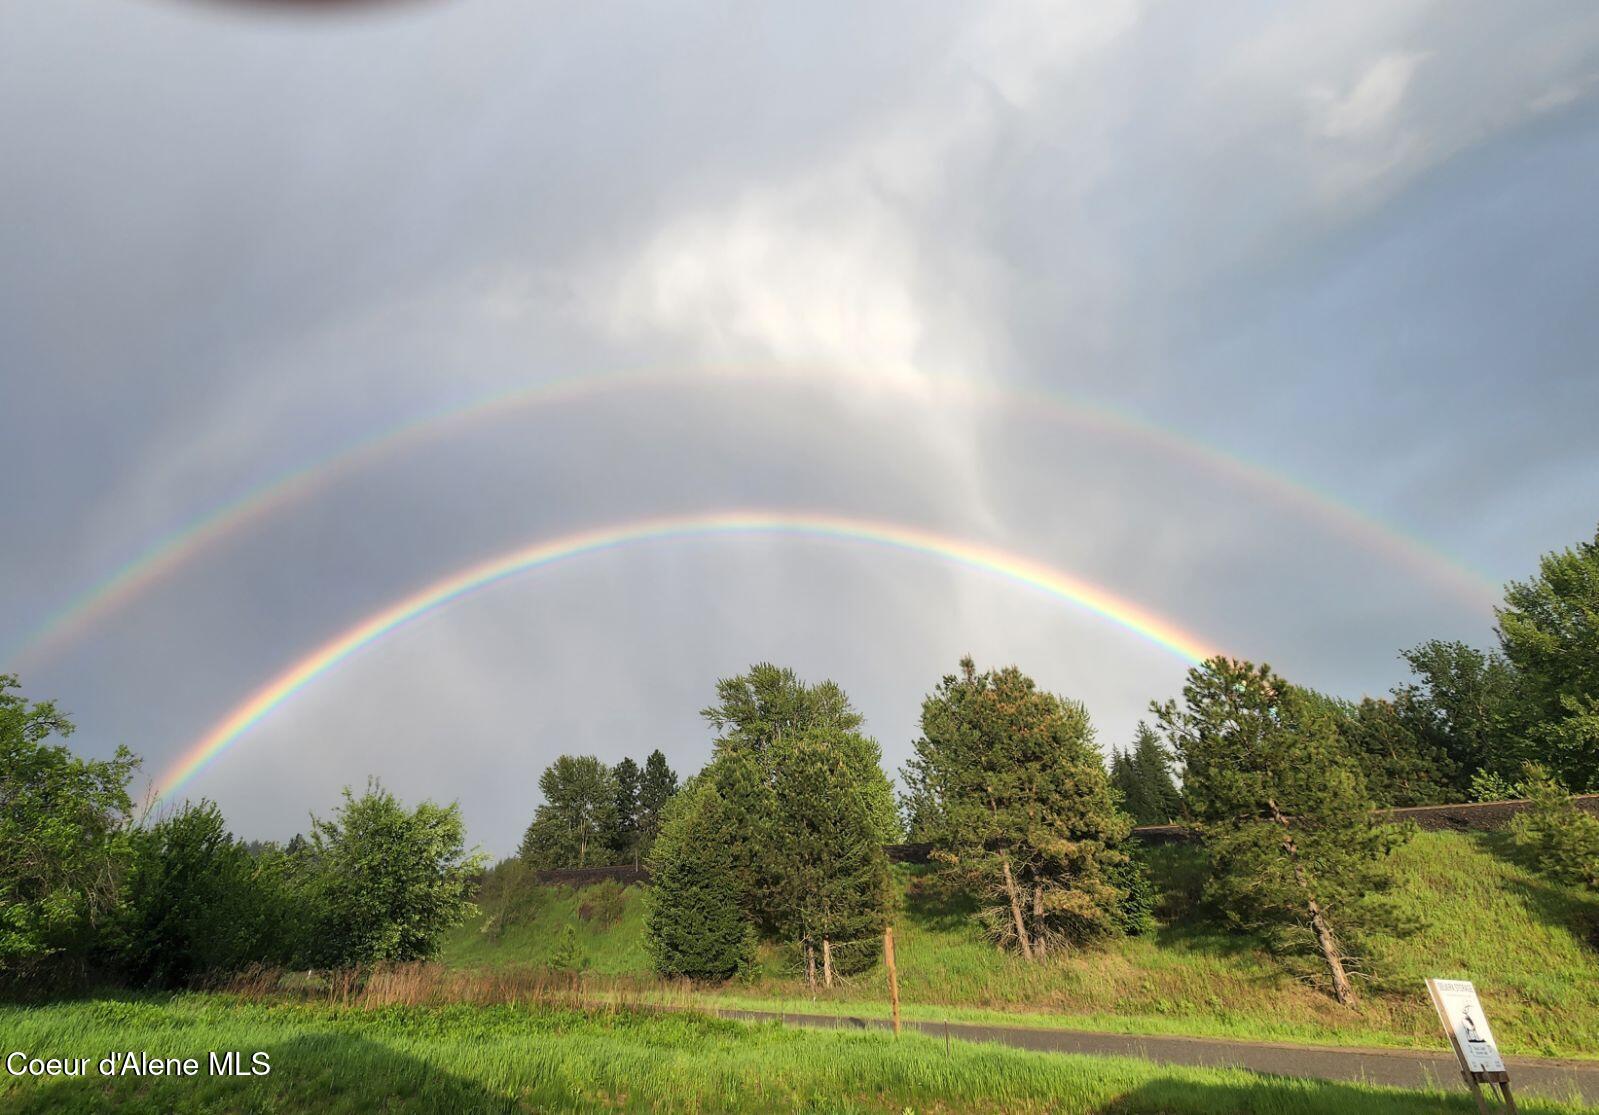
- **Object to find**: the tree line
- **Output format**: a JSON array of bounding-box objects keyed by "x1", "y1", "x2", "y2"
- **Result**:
[
  {"x1": 4, "y1": 524, "x2": 1595, "y2": 1002},
  {"x1": 1, "y1": 687, "x2": 482, "y2": 995}
]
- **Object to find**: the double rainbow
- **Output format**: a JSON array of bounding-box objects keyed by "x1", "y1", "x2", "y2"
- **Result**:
[
  {"x1": 6, "y1": 364, "x2": 1497, "y2": 671},
  {"x1": 155, "y1": 511, "x2": 1219, "y2": 801}
]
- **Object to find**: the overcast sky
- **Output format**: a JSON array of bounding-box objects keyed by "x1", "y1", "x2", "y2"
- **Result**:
[{"x1": 3, "y1": 0, "x2": 1596, "y2": 854}]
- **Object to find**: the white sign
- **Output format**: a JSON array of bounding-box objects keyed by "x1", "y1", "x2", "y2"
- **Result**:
[{"x1": 1426, "y1": 979, "x2": 1505, "y2": 1074}]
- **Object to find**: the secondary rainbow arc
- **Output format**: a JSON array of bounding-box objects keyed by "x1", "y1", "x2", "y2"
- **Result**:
[
  {"x1": 5, "y1": 364, "x2": 1498, "y2": 671},
  {"x1": 154, "y1": 511, "x2": 1221, "y2": 802}
]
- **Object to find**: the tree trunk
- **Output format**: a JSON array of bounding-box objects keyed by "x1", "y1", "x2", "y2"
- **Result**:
[
  {"x1": 822, "y1": 937, "x2": 834, "y2": 987},
  {"x1": 1001, "y1": 858, "x2": 1035, "y2": 962},
  {"x1": 805, "y1": 941, "x2": 816, "y2": 992},
  {"x1": 1267, "y1": 797, "x2": 1355, "y2": 1005},
  {"x1": 1031, "y1": 881, "x2": 1049, "y2": 959}
]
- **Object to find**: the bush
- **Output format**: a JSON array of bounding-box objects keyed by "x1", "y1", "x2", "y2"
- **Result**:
[
  {"x1": 1509, "y1": 766, "x2": 1599, "y2": 890},
  {"x1": 0, "y1": 677, "x2": 137, "y2": 990},
  {"x1": 118, "y1": 801, "x2": 300, "y2": 987},
  {"x1": 301, "y1": 783, "x2": 485, "y2": 969},
  {"x1": 576, "y1": 879, "x2": 627, "y2": 929}
]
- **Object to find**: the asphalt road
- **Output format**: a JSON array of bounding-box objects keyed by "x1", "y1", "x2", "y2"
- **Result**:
[{"x1": 716, "y1": 1007, "x2": 1599, "y2": 1104}]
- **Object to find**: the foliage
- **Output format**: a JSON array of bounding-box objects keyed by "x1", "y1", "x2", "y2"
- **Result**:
[
  {"x1": 1508, "y1": 765, "x2": 1599, "y2": 890},
  {"x1": 1110, "y1": 722, "x2": 1184, "y2": 824},
  {"x1": 1154, "y1": 658, "x2": 1412, "y2": 1002},
  {"x1": 519, "y1": 755, "x2": 618, "y2": 869},
  {"x1": 636, "y1": 749, "x2": 679, "y2": 857},
  {"x1": 903, "y1": 657, "x2": 1133, "y2": 958},
  {"x1": 302, "y1": 783, "x2": 483, "y2": 969},
  {"x1": 117, "y1": 800, "x2": 299, "y2": 987},
  {"x1": 1395, "y1": 639, "x2": 1520, "y2": 790},
  {"x1": 1469, "y1": 768, "x2": 1526, "y2": 803},
  {"x1": 1319, "y1": 693, "x2": 1457, "y2": 807},
  {"x1": 607, "y1": 756, "x2": 642, "y2": 863},
  {"x1": 1497, "y1": 524, "x2": 1599, "y2": 791},
  {"x1": 549, "y1": 924, "x2": 588, "y2": 973},
  {"x1": 700, "y1": 661, "x2": 863, "y2": 755},
  {"x1": 645, "y1": 779, "x2": 755, "y2": 980},
  {"x1": 472, "y1": 858, "x2": 548, "y2": 942},
  {"x1": 0, "y1": 677, "x2": 137, "y2": 988},
  {"x1": 768, "y1": 729, "x2": 894, "y2": 973}
]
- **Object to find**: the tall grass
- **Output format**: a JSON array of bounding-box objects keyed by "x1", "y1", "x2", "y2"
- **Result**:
[
  {"x1": 445, "y1": 831, "x2": 1599, "y2": 1057},
  {"x1": 1, "y1": 995, "x2": 1587, "y2": 1114}
]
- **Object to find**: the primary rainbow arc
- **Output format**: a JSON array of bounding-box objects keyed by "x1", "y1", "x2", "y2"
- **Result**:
[{"x1": 155, "y1": 511, "x2": 1221, "y2": 802}]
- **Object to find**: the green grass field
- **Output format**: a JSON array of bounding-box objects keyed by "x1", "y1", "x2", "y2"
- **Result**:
[
  {"x1": 2, "y1": 996, "x2": 1588, "y2": 1114},
  {"x1": 444, "y1": 831, "x2": 1599, "y2": 1058}
]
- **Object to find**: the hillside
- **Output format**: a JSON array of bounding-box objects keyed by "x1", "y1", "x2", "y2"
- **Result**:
[{"x1": 443, "y1": 831, "x2": 1599, "y2": 1058}]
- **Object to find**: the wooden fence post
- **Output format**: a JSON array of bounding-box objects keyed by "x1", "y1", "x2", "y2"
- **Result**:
[{"x1": 884, "y1": 926, "x2": 901, "y2": 1037}]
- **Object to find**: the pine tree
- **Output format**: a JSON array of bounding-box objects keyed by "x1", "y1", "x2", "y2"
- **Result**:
[
  {"x1": 902, "y1": 657, "x2": 1133, "y2": 960},
  {"x1": 1153, "y1": 657, "x2": 1410, "y2": 1005},
  {"x1": 701, "y1": 662, "x2": 863, "y2": 756},
  {"x1": 637, "y1": 750, "x2": 679, "y2": 856},
  {"x1": 1111, "y1": 723, "x2": 1183, "y2": 824},
  {"x1": 644, "y1": 778, "x2": 755, "y2": 980},
  {"x1": 608, "y1": 757, "x2": 642, "y2": 862},
  {"x1": 1321, "y1": 693, "x2": 1456, "y2": 807},
  {"x1": 769, "y1": 729, "x2": 894, "y2": 983}
]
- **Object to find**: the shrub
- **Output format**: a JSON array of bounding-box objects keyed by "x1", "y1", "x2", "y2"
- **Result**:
[
  {"x1": 1509, "y1": 766, "x2": 1599, "y2": 890},
  {"x1": 576, "y1": 879, "x2": 627, "y2": 929}
]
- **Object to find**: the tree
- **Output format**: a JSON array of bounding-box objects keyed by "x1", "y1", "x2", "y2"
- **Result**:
[
  {"x1": 1508, "y1": 765, "x2": 1599, "y2": 890},
  {"x1": 1497, "y1": 525, "x2": 1599, "y2": 791},
  {"x1": 118, "y1": 800, "x2": 298, "y2": 986},
  {"x1": 1396, "y1": 640, "x2": 1519, "y2": 789},
  {"x1": 644, "y1": 778, "x2": 755, "y2": 980},
  {"x1": 769, "y1": 729, "x2": 895, "y2": 984},
  {"x1": 1153, "y1": 658, "x2": 1410, "y2": 1005},
  {"x1": 902, "y1": 658, "x2": 1133, "y2": 960},
  {"x1": 608, "y1": 757, "x2": 642, "y2": 863},
  {"x1": 519, "y1": 755, "x2": 619, "y2": 869},
  {"x1": 701, "y1": 662, "x2": 863, "y2": 756},
  {"x1": 637, "y1": 749, "x2": 679, "y2": 856},
  {"x1": 0, "y1": 676, "x2": 137, "y2": 987},
  {"x1": 303, "y1": 782, "x2": 482, "y2": 968},
  {"x1": 1310, "y1": 692, "x2": 1456, "y2": 807},
  {"x1": 1110, "y1": 723, "x2": 1183, "y2": 824}
]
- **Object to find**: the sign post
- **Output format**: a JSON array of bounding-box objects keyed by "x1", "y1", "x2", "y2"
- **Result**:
[{"x1": 1426, "y1": 979, "x2": 1516, "y2": 1113}]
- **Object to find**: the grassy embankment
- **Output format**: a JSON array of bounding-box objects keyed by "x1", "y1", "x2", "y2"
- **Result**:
[
  {"x1": 2, "y1": 995, "x2": 1590, "y2": 1114},
  {"x1": 443, "y1": 830, "x2": 1599, "y2": 1058}
]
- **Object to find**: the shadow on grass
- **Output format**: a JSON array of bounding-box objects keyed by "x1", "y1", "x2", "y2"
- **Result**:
[
  {"x1": 1096, "y1": 1076, "x2": 1507, "y2": 1115},
  {"x1": 0, "y1": 1032, "x2": 522, "y2": 1115},
  {"x1": 1473, "y1": 831, "x2": 1599, "y2": 950}
]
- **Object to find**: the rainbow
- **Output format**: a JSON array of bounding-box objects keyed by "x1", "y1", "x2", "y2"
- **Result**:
[
  {"x1": 154, "y1": 511, "x2": 1219, "y2": 801},
  {"x1": 6, "y1": 364, "x2": 1498, "y2": 670}
]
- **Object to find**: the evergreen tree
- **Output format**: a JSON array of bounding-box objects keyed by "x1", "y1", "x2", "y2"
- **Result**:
[
  {"x1": 902, "y1": 657, "x2": 1133, "y2": 960},
  {"x1": 1497, "y1": 525, "x2": 1599, "y2": 791},
  {"x1": 1111, "y1": 723, "x2": 1183, "y2": 824},
  {"x1": 637, "y1": 749, "x2": 679, "y2": 855},
  {"x1": 769, "y1": 729, "x2": 895, "y2": 983},
  {"x1": 1508, "y1": 765, "x2": 1599, "y2": 890},
  {"x1": 1322, "y1": 693, "x2": 1456, "y2": 807},
  {"x1": 519, "y1": 755, "x2": 618, "y2": 869},
  {"x1": 608, "y1": 757, "x2": 642, "y2": 862},
  {"x1": 1153, "y1": 657, "x2": 1410, "y2": 1005},
  {"x1": 701, "y1": 662, "x2": 863, "y2": 755},
  {"x1": 644, "y1": 778, "x2": 755, "y2": 980}
]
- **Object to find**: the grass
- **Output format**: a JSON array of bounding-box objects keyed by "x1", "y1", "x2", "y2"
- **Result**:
[
  {"x1": 445, "y1": 831, "x2": 1599, "y2": 1058},
  {"x1": 1, "y1": 994, "x2": 1588, "y2": 1114}
]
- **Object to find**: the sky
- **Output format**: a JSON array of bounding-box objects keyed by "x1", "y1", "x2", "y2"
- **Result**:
[{"x1": 2, "y1": 0, "x2": 1596, "y2": 855}]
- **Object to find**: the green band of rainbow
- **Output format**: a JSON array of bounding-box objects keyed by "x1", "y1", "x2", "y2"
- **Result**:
[{"x1": 154, "y1": 511, "x2": 1219, "y2": 801}]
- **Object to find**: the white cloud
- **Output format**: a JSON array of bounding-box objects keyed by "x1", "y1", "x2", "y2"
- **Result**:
[{"x1": 1315, "y1": 51, "x2": 1429, "y2": 140}]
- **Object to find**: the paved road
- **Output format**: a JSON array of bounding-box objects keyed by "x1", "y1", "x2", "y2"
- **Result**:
[{"x1": 715, "y1": 1008, "x2": 1599, "y2": 1104}]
